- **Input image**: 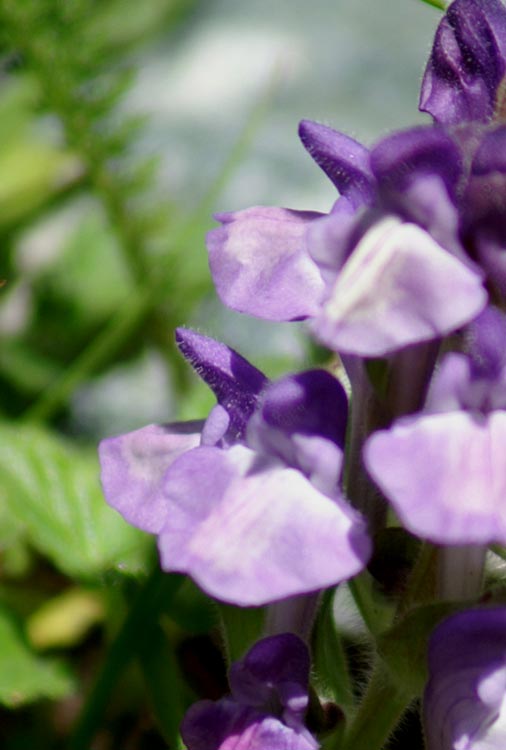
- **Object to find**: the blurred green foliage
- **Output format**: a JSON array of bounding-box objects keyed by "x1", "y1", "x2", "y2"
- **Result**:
[{"x1": 0, "y1": 0, "x2": 265, "y2": 747}]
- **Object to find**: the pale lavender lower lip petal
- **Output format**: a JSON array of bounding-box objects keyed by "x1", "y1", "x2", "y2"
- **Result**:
[
  {"x1": 313, "y1": 216, "x2": 487, "y2": 357},
  {"x1": 207, "y1": 206, "x2": 326, "y2": 321},
  {"x1": 98, "y1": 423, "x2": 202, "y2": 534},
  {"x1": 364, "y1": 411, "x2": 506, "y2": 545},
  {"x1": 424, "y1": 608, "x2": 506, "y2": 750},
  {"x1": 424, "y1": 352, "x2": 471, "y2": 414},
  {"x1": 158, "y1": 444, "x2": 370, "y2": 606}
]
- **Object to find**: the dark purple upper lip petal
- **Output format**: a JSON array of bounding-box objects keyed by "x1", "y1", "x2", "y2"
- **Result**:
[
  {"x1": 370, "y1": 126, "x2": 463, "y2": 199},
  {"x1": 420, "y1": 0, "x2": 506, "y2": 125},
  {"x1": 298, "y1": 119, "x2": 375, "y2": 207},
  {"x1": 175, "y1": 327, "x2": 268, "y2": 438}
]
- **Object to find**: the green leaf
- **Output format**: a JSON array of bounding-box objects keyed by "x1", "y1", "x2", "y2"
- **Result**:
[
  {"x1": 0, "y1": 603, "x2": 74, "y2": 707},
  {"x1": 417, "y1": 0, "x2": 446, "y2": 9},
  {"x1": 44, "y1": 207, "x2": 135, "y2": 324},
  {"x1": 312, "y1": 588, "x2": 354, "y2": 716},
  {"x1": 377, "y1": 601, "x2": 461, "y2": 695},
  {"x1": 138, "y1": 622, "x2": 185, "y2": 747},
  {"x1": 0, "y1": 422, "x2": 152, "y2": 579}
]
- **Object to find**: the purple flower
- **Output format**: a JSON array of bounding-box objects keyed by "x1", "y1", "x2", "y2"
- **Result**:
[
  {"x1": 424, "y1": 607, "x2": 506, "y2": 749},
  {"x1": 99, "y1": 328, "x2": 370, "y2": 606},
  {"x1": 363, "y1": 307, "x2": 506, "y2": 546},
  {"x1": 416, "y1": 0, "x2": 506, "y2": 295},
  {"x1": 420, "y1": 0, "x2": 506, "y2": 125},
  {"x1": 460, "y1": 125, "x2": 506, "y2": 294},
  {"x1": 207, "y1": 121, "x2": 486, "y2": 357},
  {"x1": 207, "y1": 207, "x2": 326, "y2": 322},
  {"x1": 181, "y1": 633, "x2": 319, "y2": 750}
]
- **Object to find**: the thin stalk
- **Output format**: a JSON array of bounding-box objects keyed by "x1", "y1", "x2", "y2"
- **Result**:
[
  {"x1": 342, "y1": 357, "x2": 387, "y2": 534},
  {"x1": 218, "y1": 603, "x2": 265, "y2": 665},
  {"x1": 264, "y1": 592, "x2": 320, "y2": 642},
  {"x1": 436, "y1": 545, "x2": 487, "y2": 601},
  {"x1": 69, "y1": 569, "x2": 184, "y2": 750},
  {"x1": 137, "y1": 621, "x2": 185, "y2": 747},
  {"x1": 23, "y1": 285, "x2": 153, "y2": 423},
  {"x1": 395, "y1": 541, "x2": 439, "y2": 620},
  {"x1": 329, "y1": 660, "x2": 410, "y2": 750}
]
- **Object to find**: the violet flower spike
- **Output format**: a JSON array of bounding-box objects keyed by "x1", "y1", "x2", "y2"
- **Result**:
[
  {"x1": 181, "y1": 633, "x2": 319, "y2": 750},
  {"x1": 99, "y1": 329, "x2": 371, "y2": 606},
  {"x1": 424, "y1": 607, "x2": 506, "y2": 749},
  {"x1": 207, "y1": 120, "x2": 486, "y2": 358}
]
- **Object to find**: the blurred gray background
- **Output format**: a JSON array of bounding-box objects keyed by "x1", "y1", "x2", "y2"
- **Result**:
[{"x1": 82, "y1": 0, "x2": 441, "y2": 432}]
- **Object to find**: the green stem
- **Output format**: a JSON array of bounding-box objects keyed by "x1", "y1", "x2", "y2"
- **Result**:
[
  {"x1": 330, "y1": 661, "x2": 410, "y2": 750},
  {"x1": 218, "y1": 603, "x2": 265, "y2": 665},
  {"x1": 397, "y1": 542, "x2": 437, "y2": 614},
  {"x1": 313, "y1": 588, "x2": 355, "y2": 717},
  {"x1": 436, "y1": 544, "x2": 486, "y2": 601},
  {"x1": 69, "y1": 569, "x2": 183, "y2": 750},
  {"x1": 137, "y1": 621, "x2": 185, "y2": 747},
  {"x1": 348, "y1": 571, "x2": 392, "y2": 638}
]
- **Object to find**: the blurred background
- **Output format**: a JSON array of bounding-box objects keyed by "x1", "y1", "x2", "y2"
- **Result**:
[{"x1": 0, "y1": 0, "x2": 438, "y2": 747}]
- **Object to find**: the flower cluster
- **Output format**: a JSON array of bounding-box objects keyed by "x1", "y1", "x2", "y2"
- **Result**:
[{"x1": 99, "y1": 1, "x2": 506, "y2": 748}]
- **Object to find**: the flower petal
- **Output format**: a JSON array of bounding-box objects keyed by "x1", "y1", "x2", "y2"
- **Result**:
[
  {"x1": 98, "y1": 422, "x2": 202, "y2": 534},
  {"x1": 181, "y1": 700, "x2": 317, "y2": 750},
  {"x1": 176, "y1": 327, "x2": 267, "y2": 439},
  {"x1": 158, "y1": 445, "x2": 370, "y2": 605},
  {"x1": 364, "y1": 411, "x2": 506, "y2": 545},
  {"x1": 229, "y1": 633, "x2": 310, "y2": 724},
  {"x1": 420, "y1": 0, "x2": 506, "y2": 125},
  {"x1": 313, "y1": 216, "x2": 487, "y2": 356},
  {"x1": 298, "y1": 120, "x2": 375, "y2": 207},
  {"x1": 207, "y1": 207, "x2": 325, "y2": 321},
  {"x1": 247, "y1": 370, "x2": 347, "y2": 493},
  {"x1": 424, "y1": 608, "x2": 506, "y2": 750},
  {"x1": 371, "y1": 126, "x2": 462, "y2": 198},
  {"x1": 463, "y1": 126, "x2": 506, "y2": 293}
]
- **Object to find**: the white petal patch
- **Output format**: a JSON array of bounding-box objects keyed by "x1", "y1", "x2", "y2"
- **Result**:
[{"x1": 316, "y1": 216, "x2": 487, "y2": 356}]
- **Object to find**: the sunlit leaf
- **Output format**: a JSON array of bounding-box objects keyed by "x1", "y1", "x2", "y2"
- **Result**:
[
  {"x1": 0, "y1": 422, "x2": 153, "y2": 579},
  {"x1": 0, "y1": 604, "x2": 74, "y2": 707}
]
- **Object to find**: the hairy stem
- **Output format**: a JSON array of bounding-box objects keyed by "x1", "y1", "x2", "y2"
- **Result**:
[{"x1": 332, "y1": 660, "x2": 410, "y2": 750}]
